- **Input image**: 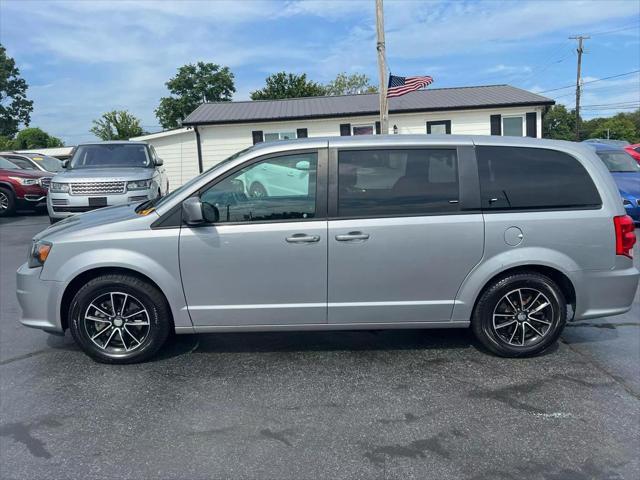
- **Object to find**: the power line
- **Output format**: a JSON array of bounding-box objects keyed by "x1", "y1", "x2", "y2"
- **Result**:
[
  {"x1": 588, "y1": 23, "x2": 640, "y2": 37},
  {"x1": 538, "y1": 69, "x2": 640, "y2": 93}
]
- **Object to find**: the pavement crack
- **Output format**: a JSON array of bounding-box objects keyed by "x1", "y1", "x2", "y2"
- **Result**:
[{"x1": 0, "y1": 348, "x2": 51, "y2": 366}]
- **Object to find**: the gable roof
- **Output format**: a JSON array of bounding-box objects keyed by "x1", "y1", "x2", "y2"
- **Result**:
[{"x1": 183, "y1": 84, "x2": 554, "y2": 126}]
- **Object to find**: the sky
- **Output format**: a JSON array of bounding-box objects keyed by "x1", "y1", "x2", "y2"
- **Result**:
[{"x1": 1, "y1": 0, "x2": 639, "y2": 144}]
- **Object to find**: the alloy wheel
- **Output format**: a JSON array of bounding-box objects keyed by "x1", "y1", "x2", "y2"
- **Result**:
[
  {"x1": 0, "y1": 191, "x2": 8, "y2": 212},
  {"x1": 83, "y1": 291, "x2": 150, "y2": 354},
  {"x1": 492, "y1": 288, "x2": 554, "y2": 347}
]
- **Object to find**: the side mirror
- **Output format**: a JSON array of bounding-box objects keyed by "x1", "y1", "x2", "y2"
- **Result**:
[
  {"x1": 295, "y1": 160, "x2": 310, "y2": 171},
  {"x1": 182, "y1": 197, "x2": 219, "y2": 225},
  {"x1": 155, "y1": 158, "x2": 164, "y2": 166},
  {"x1": 62, "y1": 160, "x2": 69, "y2": 169}
]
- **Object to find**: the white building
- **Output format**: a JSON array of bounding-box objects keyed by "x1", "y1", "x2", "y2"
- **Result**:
[{"x1": 131, "y1": 84, "x2": 554, "y2": 190}]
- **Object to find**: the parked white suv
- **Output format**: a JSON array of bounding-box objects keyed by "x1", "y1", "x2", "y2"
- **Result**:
[{"x1": 47, "y1": 141, "x2": 168, "y2": 223}]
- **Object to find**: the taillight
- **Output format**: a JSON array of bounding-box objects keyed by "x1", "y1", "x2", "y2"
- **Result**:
[{"x1": 614, "y1": 215, "x2": 636, "y2": 258}]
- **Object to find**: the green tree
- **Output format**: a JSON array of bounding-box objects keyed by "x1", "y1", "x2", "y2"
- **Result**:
[
  {"x1": 590, "y1": 116, "x2": 636, "y2": 142},
  {"x1": 90, "y1": 110, "x2": 144, "y2": 140},
  {"x1": 542, "y1": 104, "x2": 577, "y2": 140},
  {"x1": 156, "y1": 62, "x2": 235, "y2": 129},
  {"x1": 0, "y1": 44, "x2": 34, "y2": 138},
  {"x1": 324, "y1": 72, "x2": 378, "y2": 96},
  {"x1": 0, "y1": 135, "x2": 16, "y2": 150},
  {"x1": 13, "y1": 127, "x2": 63, "y2": 149},
  {"x1": 250, "y1": 72, "x2": 326, "y2": 100}
]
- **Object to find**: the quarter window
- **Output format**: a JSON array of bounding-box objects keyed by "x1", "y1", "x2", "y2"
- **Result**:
[
  {"x1": 337, "y1": 149, "x2": 459, "y2": 217},
  {"x1": 200, "y1": 152, "x2": 318, "y2": 223},
  {"x1": 477, "y1": 146, "x2": 601, "y2": 210},
  {"x1": 502, "y1": 116, "x2": 524, "y2": 137}
]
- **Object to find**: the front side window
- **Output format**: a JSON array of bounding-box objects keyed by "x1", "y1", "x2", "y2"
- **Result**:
[
  {"x1": 200, "y1": 152, "x2": 318, "y2": 223},
  {"x1": 502, "y1": 116, "x2": 524, "y2": 137},
  {"x1": 477, "y1": 146, "x2": 601, "y2": 210},
  {"x1": 264, "y1": 132, "x2": 297, "y2": 142},
  {"x1": 69, "y1": 144, "x2": 152, "y2": 169},
  {"x1": 337, "y1": 149, "x2": 459, "y2": 217}
]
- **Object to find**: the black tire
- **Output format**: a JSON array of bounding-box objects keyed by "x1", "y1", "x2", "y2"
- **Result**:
[
  {"x1": 68, "y1": 274, "x2": 171, "y2": 364},
  {"x1": 0, "y1": 187, "x2": 16, "y2": 217},
  {"x1": 249, "y1": 182, "x2": 267, "y2": 198},
  {"x1": 472, "y1": 272, "x2": 566, "y2": 357}
]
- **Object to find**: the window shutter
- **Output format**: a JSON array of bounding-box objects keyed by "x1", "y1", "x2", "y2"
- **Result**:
[
  {"x1": 252, "y1": 130, "x2": 264, "y2": 145},
  {"x1": 490, "y1": 115, "x2": 502, "y2": 136},
  {"x1": 296, "y1": 128, "x2": 308, "y2": 138},
  {"x1": 375, "y1": 121, "x2": 381, "y2": 134},
  {"x1": 526, "y1": 112, "x2": 537, "y2": 138},
  {"x1": 340, "y1": 123, "x2": 351, "y2": 136}
]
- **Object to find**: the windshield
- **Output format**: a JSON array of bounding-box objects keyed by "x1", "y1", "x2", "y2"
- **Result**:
[
  {"x1": 136, "y1": 146, "x2": 255, "y2": 213},
  {"x1": 69, "y1": 144, "x2": 152, "y2": 169},
  {"x1": 0, "y1": 156, "x2": 24, "y2": 169},
  {"x1": 597, "y1": 150, "x2": 640, "y2": 173},
  {"x1": 27, "y1": 154, "x2": 63, "y2": 172}
]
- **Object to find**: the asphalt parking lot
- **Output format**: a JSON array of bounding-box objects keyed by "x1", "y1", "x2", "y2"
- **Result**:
[{"x1": 1, "y1": 213, "x2": 638, "y2": 480}]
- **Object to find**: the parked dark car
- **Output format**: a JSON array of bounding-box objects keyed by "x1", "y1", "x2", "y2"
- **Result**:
[
  {"x1": 586, "y1": 143, "x2": 640, "y2": 226},
  {"x1": 0, "y1": 156, "x2": 53, "y2": 216},
  {"x1": 624, "y1": 143, "x2": 640, "y2": 164},
  {"x1": 0, "y1": 152, "x2": 64, "y2": 173}
]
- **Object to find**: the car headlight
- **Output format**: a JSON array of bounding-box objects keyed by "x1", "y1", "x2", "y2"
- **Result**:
[
  {"x1": 28, "y1": 241, "x2": 52, "y2": 268},
  {"x1": 8, "y1": 176, "x2": 39, "y2": 186},
  {"x1": 127, "y1": 179, "x2": 152, "y2": 191},
  {"x1": 50, "y1": 182, "x2": 70, "y2": 193}
]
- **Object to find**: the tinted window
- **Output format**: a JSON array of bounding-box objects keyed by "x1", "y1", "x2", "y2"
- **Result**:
[
  {"x1": 337, "y1": 149, "x2": 459, "y2": 217},
  {"x1": 6, "y1": 156, "x2": 36, "y2": 170},
  {"x1": 477, "y1": 146, "x2": 601, "y2": 210},
  {"x1": 200, "y1": 152, "x2": 317, "y2": 223},
  {"x1": 596, "y1": 150, "x2": 640, "y2": 173},
  {"x1": 70, "y1": 144, "x2": 151, "y2": 169},
  {"x1": 0, "y1": 156, "x2": 23, "y2": 169}
]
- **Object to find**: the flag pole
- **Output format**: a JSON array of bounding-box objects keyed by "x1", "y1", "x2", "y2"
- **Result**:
[{"x1": 376, "y1": 0, "x2": 388, "y2": 134}]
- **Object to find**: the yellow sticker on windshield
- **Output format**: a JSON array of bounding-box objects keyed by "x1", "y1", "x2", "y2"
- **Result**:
[
  {"x1": 137, "y1": 208, "x2": 155, "y2": 216},
  {"x1": 33, "y1": 157, "x2": 43, "y2": 161}
]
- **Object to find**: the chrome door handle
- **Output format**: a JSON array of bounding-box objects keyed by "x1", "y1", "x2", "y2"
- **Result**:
[
  {"x1": 285, "y1": 234, "x2": 320, "y2": 243},
  {"x1": 335, "y1": 232, "x2": 370, "y2": 242}
]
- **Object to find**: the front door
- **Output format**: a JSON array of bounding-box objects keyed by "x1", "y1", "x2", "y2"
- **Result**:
[
  {"x1": 179, "y1": 149, "x2": 328, "y2": 326},
  {"x1": 327, "y1": 147, "x2": 484, "y2": 324}
]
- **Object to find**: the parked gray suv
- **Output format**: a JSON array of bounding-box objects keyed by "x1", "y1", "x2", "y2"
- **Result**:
[
  {"x1": 47, "y1": 141, "x2": 169, "y2": 223},
  {"x1": 17, "y1": 135, "x2": 638, "y2": 364}
]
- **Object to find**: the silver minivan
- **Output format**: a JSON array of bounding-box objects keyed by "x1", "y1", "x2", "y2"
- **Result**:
[
  {"x1": 47, "y1": 141, "x2": 169, "y2": 223},
  {"x1": 17, "y1": 135, "x2": 639, "y2": 364}
]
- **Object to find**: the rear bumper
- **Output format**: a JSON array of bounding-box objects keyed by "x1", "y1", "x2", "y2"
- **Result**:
[
  {"x1": 16, "y1": 263, "x2": 64, "y2": 333},
  {"x1": 573, "y1": 265, "x2": 639, "y2": 320}
]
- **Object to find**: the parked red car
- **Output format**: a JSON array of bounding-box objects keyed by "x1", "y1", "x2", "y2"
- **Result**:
[
  {"x1": 624, "y1": 144, "x2": 640, "y2": 164},
  {"x1": 0, "y1": 156, "x2": 53, "y2": 217}
]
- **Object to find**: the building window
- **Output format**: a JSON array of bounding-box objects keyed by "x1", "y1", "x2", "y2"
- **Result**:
[
  {"x1": 352, "y1": 124, "x2": 375, "y2": 136},
  {"x1": 502, "y1": 116, "x2": 524, "y2": 137},
  {"x1": 427, "y1": 120, "x2": 451, "y2": 135},
  {"x1": 264, "y1": 131, "x2": 297, "y2": 142}
]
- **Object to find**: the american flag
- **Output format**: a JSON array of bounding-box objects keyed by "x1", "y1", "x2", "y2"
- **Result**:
[{"x1": 386, "y1": 75, "x2": 433, "y2": 98}]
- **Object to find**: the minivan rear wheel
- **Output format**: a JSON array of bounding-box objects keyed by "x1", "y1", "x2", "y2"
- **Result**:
[
  {"x1": 68, "y1": 274, "x2": 171, "y2": 364},
  {"x1": 472, "y1": 272, "x2": 566, "y2": 357}
]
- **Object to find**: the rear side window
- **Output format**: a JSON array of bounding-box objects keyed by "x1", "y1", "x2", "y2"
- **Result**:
[
  {"x1": 337, "y1": 149, "x2": 459, "y2": 217},
  {"x1": 477, "y1": 146, "x2": 601, "y2": 210}
]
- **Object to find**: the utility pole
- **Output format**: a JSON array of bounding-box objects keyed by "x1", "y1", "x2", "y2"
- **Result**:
[
  {"x1": 376, "y1": 0, "x2": 388, "y2": 134},
  {"x1": 569, "y1": 35, "x2": 589, "y2": 141}
]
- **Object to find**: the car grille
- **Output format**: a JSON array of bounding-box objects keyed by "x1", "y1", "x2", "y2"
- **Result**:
[
  {"x1": 51, "y1": 198, "x2": 68, "y2": 206},
  {"x1": 39, "y1": 178, "x2": 51, "y2": 189},
  {"x1": 70, "y1": 181, "x2": 126, "y2": 196}
]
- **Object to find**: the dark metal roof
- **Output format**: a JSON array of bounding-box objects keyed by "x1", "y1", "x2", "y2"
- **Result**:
[{"x1": 183, "y1": 84, "x2": 554, "y2": 126}]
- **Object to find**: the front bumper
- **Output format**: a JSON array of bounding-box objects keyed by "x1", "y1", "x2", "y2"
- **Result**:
[
  {"x1": 16, "y1": 263, "x2": 64, "y2": 333},
  {"x1": 47, "y1": 189, "x2": 153, "y2": 219}
]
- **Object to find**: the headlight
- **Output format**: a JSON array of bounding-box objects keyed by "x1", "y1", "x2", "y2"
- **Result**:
[
  {"x1": 50, "y1": 182, "x2": 70, "y2": 193},
  {"x1": 127, "y1": 179, "x2": 152, "y2": 191},
  {"x1": 8, "y1": 176, "x2": 39, "y2": 186},
  {"x1": 28, "y1": 241, "x2": 52, "y2": 268}
]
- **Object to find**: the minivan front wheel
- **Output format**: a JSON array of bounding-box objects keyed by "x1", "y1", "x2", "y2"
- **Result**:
[
  {"x1": 68, "y1": 274, "x2": 171, "y2": 364},
  {"x1": 472, "y1": 272, "x2": 566, "y2": 357}
]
